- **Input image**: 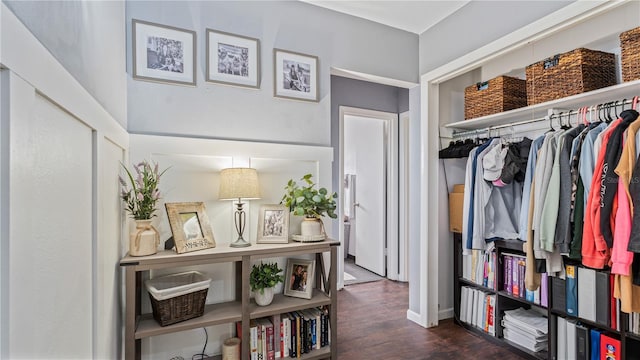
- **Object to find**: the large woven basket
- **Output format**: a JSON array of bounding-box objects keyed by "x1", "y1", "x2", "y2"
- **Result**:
[
  {"x1": 464, "y1": 76, "x2": 527, "y2": 119},
  {"x1": 621, "y1": 27, "x2": 640, "y2": 82},
  {"x1": 145, "y1": 271, "x2": 210, "y2": 327},
  {"x1": 526, "y1": 48, "x2": 616, "y2": 105}
]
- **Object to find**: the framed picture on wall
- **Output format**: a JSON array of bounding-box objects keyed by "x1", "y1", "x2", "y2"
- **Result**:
[
  {"x1": 284, "y1": 258, "x2": 315, "y2": 299},
  {"x1": 256, "y1": 204, "x2": 289, "y2": 244},
  {"x1": 165, "y1": 202, "x2": 216, "y2": 254},
  {"x1": 206, "y1": 29, "x2": 260, "y2": 88},
  {"x1": 132, "y1": 19, "x2": 196, "y2": 86},
  {"x1": 273, "y1": 48, "x2": 319, "y2": 102}
]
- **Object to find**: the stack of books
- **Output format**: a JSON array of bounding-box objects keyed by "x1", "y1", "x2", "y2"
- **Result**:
[
  {"x1": 557, "y1": 318, "x2": 621, "y2": 359},
  {"x1": 462, "y1": 249, "x2": 496, "y2": 289},
  {"x1": 459, "y1": 286, "x2": 495, "y2": 336},
  {"x1": 502, "y1": 253, "x2": 547, "y2": 306},
  {"x1": 501, "y1": 308, "x2": 548, "y2": 353}
]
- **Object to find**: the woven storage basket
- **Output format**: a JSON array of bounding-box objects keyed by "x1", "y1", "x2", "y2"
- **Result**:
[
  {"x1": 464, "y1": 75, "x2": 527, "y2": 119},
  {"x1": 621, "y1": 26, "x2": 640, "y2": 82},
  {"x1": 146, "y1": 271, "x2": 211, "y2": 327},
  {"x1": 526, "y1": 48, "x2": 616, "y2": 105}
]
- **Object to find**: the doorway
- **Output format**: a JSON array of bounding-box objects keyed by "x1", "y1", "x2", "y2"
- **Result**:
[{"x1": 339, "y1": 106, "x2": 400, "y2": 279}]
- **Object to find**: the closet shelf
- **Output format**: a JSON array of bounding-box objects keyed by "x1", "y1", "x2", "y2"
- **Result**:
[{"x1": 444, "y1": 80, "x2": 640, "y2": 130}]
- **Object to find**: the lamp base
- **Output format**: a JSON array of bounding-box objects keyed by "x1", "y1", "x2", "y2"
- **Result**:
[{"x1": 230, "y1": 237, "x2": 251, "y2": 248}]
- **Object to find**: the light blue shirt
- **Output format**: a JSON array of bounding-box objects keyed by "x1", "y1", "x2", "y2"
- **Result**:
[{"x1": 579, "y1": 122, "x2": 607, "y2": 207}]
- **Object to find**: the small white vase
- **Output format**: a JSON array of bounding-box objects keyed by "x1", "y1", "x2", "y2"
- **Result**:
[
  {"x1": 129, "y1": 219, "x2": 159, "y2": 257},
  {"x1": 254, "y1": 287, "x2": 274, "y2": 306},
  {"x1": 300, "y1": 217, "x2": 322, "y2": 236}
]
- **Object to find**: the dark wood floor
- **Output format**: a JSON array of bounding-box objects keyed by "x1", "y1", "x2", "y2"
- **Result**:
[{"x1": 337, "y1": 279, "x2": 526, "y2": 359}]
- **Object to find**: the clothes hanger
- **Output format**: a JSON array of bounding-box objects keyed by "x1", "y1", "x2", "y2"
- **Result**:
[{"x1": 545, "y1": 115, "x2": 555, "y2": 133}]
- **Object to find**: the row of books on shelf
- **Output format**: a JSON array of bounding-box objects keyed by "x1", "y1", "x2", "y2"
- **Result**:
[
  {"x1": 502, "y1": 307, "x2": 548, "y2": 354},
  {"x1": 551, "y1": 265, "x2": 621, "y2": 330},
  {"x1": 462, "y1": 249, "x2": 497, "y2": 289},
  {"x1": 557, "y1": 316, "x2": 621, "y2": 360},
  {"x1": 629, "y1": 312, "x2": 640, "y2": 336},
  {"x1": 238, "y1": 307, "x2": 330, "y2": 360},
  {"x1": 503, "y1": 253, "x2": 548, "y2": 307},
  {"x1": 459, "y1": 286, "x2": 496, "y2": 336}
]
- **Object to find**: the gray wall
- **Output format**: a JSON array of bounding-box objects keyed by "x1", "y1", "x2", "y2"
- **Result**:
[
  {"x1": 3, "y1": 0, "x2": 127, "y2": 127},
  {"x1": 329, "y1": 75, "x2": 410, "y2": 238},
  {"x1": 126, "y1": 1, "x2": 418, "y2": 146},
  {"x1": 419, "y1": 0, "x2": 573, "y2": 75}
]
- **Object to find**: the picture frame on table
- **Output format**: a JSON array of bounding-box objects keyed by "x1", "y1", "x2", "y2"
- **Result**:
[
  {"x1": 206, "y1": 29, "x2": 260, "y2": 88},
  {"x1": 256, "y1": 204, "x2": 289, "y2": 244},
  {"x1": 165, "y1": 202, "x2": 216, "y2": 254},
  {"x1": 132, "y1": 19, "x2": 196, "y2": 86},
  {"x1": 273, "y1": 48, "x2": 319, "y2": 102},
  {"x1": 284, "y1": 258, "x2": 315, "y2": 299}
]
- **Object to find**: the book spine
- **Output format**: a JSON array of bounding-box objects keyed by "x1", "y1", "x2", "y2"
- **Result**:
[
  {"x1": 487, "y1": 295, "x2": 495, "y2": 336},
  {"x1": 540, "y1": 273, "x2": 548, "y2": 307},
  {"x1": 518, "y1": 259, "x2": 525, "y2": 298},
  {"x1": 505, "y1": 255, "x2": 512, "y2": 293},
  {"x1": 267, "y1": 323, "x2": 275, "y2": 360},
  {"x1": 483, "y1": 252, "x2": 489, "y2": 287},
  {"x1": 566, "y1": 265, "x2": 577, "y2": 315},
  {"x1": 511, "y1": 256, "x2": 519, "y2": 296},
  {"x1": 251, "y1": 321, "x2": 258, "y2": 360}
]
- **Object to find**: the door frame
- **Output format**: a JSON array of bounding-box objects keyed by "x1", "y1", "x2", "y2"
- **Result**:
[{"x1": 339, "y1": 106, "x2": 402, "y2": 282}]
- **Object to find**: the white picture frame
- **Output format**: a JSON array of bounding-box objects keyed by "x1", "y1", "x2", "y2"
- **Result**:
[
  {"x1": 206, "y1": 29, "x2": 260, "y2": 88},
  {"x1": 132, "y1": 19, "x2": 196, "y2": 86},
  {"x1": 256, "y1": 204, "x2": 289, "y2": 244},
  {"x1": 284, "y1": 258, "x2": 315, "y2": 299},
  {"x1": 273, "y1": 48, "x2": 319, "y2": 102}
]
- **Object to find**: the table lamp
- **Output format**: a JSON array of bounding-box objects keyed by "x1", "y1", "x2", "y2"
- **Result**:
[{"x1": 218, "y1": 168, "x2": 260, "y2": 247}]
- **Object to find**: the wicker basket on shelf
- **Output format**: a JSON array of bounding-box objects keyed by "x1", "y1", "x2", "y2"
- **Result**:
[
  {"x1": 621, "y1": 26, "x2": 640, "y2": 82},
  {"x1": 526, "y1": 48, "x2": 616, "y2": 106},
  {"x1": 464, "y1": 75, "x2": 527, "y2": 120},
  {"x1": 145, "y1": 271, "x2": 211, "y2": 327}
]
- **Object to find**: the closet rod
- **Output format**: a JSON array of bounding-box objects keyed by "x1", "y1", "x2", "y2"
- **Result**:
[{"x1": 451, "y1": 96, "x2": 638, "y2": 139}]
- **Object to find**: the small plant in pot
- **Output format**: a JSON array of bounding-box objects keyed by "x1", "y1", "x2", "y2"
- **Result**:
[
  {"x1": 250, "y1": 262, "x2": 284, "y2": 306},
  {"x1": 281, "y1": 173, "x2": 338, "y2": 239}
]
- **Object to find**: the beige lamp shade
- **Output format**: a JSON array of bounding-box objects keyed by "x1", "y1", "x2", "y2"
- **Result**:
[{"x1": 218, "y1": 168, "x2": 261, "y2": 200}]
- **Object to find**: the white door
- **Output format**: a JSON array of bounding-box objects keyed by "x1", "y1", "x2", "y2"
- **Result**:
[{"x1": 344, "y1": 114, "x2": 386, "y2": 276}]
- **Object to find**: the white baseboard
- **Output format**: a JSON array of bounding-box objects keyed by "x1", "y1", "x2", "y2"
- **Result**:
[
  {"x1": 438, "y1": 307, "x2": 454, "y2": 320},
  {"x1": 406, "y1": 309, "x2": 423, "y2": 326}
]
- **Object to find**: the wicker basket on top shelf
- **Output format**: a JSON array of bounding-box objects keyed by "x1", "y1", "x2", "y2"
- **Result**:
[
  {"x1": 621, "y1": 26, "x2": 640, "y2": 82},
  {"x1": 464, "y1": 75, "x2": 527, "y2": 120},
  {"x1": 526, "y1": 48, "x2": 616, "y2": 106}
]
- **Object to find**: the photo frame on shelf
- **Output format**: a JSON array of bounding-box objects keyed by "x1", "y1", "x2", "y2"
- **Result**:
[
  {"x1": 132, "y1": 19, "x2": 196, "y2": 86},
  {"x1": 206, "y1": 29, "x2": 260, "y2": 88},
  {"x1": 284, "y1": 258, "x2": 315, "y2": 299},
  {"x1": 273, "y1": 48, "x2": 319, "y2": 102},
  {"x1": 165, "y1": 202, "x2": 216, "y2": 254},
  {"x1": 256, "y1": 204, "x2": 289, "y2": 244}
]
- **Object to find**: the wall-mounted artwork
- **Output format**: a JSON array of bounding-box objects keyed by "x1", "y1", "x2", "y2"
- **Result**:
[
  {"x1": 132, "y1": 19, "x2": 196, "y2": 86},
  {"x1": 206, "y1": 29, "x2": 260, "y2": 88},
  {"x1": 273, "y1": 49, "x2": 319, "y2": 102}
]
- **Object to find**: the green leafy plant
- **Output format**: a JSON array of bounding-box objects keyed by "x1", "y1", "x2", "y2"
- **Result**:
[
  {"x1": 119, "y1": 160, "x2": 169, "y2": 220},
  {"x1": 250, "y1": 262, "x2": 284, "y2": 294},
  {"x1": 281, "y1": 174, "x2": 337, "y2": 219}
]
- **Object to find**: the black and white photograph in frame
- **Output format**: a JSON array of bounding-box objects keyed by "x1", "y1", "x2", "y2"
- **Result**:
[
  {"x1": 256, "y1": 204, "x2": 289, "y2": 244},
  {"x1": 273, "y1": 49, "x2": 318, "y2": 102},
  {"x1": 132, "y1": 19, "x2": 196, "y2": 86},
  {"x1": 206, "y1": 29, "x2": 260, "y2": 88}
]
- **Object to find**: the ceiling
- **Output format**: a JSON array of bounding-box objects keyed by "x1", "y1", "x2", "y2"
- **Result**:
[{"x1": 299, "y1": 0, "x2": 471, "y2": 34}]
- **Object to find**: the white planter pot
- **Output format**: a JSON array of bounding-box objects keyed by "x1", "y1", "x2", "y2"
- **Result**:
[
  {"x1": 254, "y1": 286, "x2": 274, "y2": 306},
  {"x1": 129, "y1": 219, "x2": 159, "y2": 257},
  {"x1": 300, "y1": 217, "x2": 322, "y2": 236}
]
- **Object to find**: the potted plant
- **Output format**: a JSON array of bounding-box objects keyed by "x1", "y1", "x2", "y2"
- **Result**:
[
  {"x1": 119, "y1": 160, "x2": 168, "y2": 256},
  {"x1": 281, "y1": 174, "x2": 337, "y2": 238},
  {"x1": 250, "y1": 262, "x2": 284, "y2": 306}
]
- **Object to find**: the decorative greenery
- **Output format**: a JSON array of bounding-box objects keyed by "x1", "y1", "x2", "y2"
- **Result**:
[
  {"x1": 119, "y1": 160, "x2": 168, "y2": 220},
  {"x1": 250, "y1": 262, "x2": 284, "y2": 294},
  {"x1": 281, "y1": 174, "x2": 338, "y2": 219}
]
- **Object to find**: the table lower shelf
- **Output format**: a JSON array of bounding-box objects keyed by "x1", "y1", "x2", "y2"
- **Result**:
[
  {"x1": 136, "y1": 300, "x2": 242, "y2": 339},
  {"x1": 250, "y1": 290, "x2": 331, "y2": 319}
]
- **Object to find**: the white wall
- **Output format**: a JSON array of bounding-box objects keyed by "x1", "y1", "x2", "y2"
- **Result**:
[
  {"x1": 126, "y1": 1, "x2": 418, "y2": 146},
  {"x1": 418, "y1": 0, "x2": 573, "y2": 75},
  {"x1": 3, "y1": 0, "x2": 127, "y2": 127},
  {"x1": 0, "y1": 3, "x2": 128, "y2": 359}
]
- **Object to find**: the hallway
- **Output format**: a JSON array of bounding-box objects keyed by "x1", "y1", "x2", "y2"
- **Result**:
[{"x1": 336, "y1": 279, "x2": 526, "y2": 359}]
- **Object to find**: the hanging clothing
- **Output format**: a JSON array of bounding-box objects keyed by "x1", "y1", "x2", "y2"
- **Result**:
[{"x1": 519, "y1": 135, "x2": 545, "y2": 241}]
